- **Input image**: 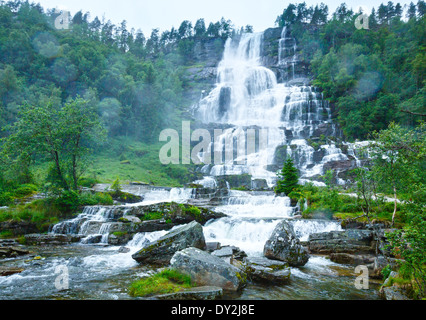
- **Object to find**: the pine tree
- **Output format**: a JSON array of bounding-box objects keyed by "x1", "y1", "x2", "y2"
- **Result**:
[{"x1": 275, "y1": 158, "x2": 300, "y2": 196}]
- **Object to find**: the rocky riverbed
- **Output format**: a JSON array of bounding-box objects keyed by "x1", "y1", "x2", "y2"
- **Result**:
[{"x1": 0, "y1": 184, "x2": 403, "y2": 300}]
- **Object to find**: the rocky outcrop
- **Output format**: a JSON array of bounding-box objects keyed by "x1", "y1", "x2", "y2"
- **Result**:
[
  {"x1": 132, "y1": 221, "x2": 206, "y2": 265},
  {"x1": 308, "y1": 229, "x2": 375, "y2": 254},
  {"x1": 171, "y1": 247, "x2": 246, "y2": 292},
  {"x1": 24, "y1": 234, "x2": 83, "y2": 245},
  {"x1": 244, "y1": 257, "x2": 291, "y2": 284},
  {"x1": 263, "y1": 220, "x2": 310, "y2": 267}
]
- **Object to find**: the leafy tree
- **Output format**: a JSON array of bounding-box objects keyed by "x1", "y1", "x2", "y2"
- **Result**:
[
  {"x1": 275, "y1": 158, "x2": 300, "y2": 196},
  {"x1": 1, "y1": 97, "x2": 106, "y2": 191}
]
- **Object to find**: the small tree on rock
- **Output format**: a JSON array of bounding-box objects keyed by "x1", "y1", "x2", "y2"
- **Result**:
[{"x1": 275, "y1": 157, "x2": 300, "y2": 196}]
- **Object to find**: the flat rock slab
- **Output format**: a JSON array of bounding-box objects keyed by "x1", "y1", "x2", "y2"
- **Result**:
[
  {"x1": 0, "y1": 267, "x2": 25, "y2": 277},
  {"x1": 308, "y1": 230, "x2": 375, "y2": 254},
  {"x1": 171, "y1": 247, "x2": 245, "y2": 292},
  {"x1": 24, "y1": 234, "x2": 83, "y2": 245},
  {"x1": 0, "y1": 246, "x2": 30, "y2": 258},
  {"x1": 245, "y1": 257, "x2": 291, "y2": 284},
  {"x1": 153, "y1": 286, "x2": 223, "y2": 300}
]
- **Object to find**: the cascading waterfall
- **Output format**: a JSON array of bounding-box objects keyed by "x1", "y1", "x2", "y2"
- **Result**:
[
  {"x1": 193, "y1": 28, "x2": 345, "y2": 256},
  {"x1": 50, "y1": 187, "x2": 195, "y2": 243},
  {"x1": 194, "y1": 28, "x2": 347, "y2": 188}
]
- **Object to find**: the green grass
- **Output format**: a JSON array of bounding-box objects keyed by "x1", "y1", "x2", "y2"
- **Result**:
[
  {"x1": 128, "y1": 269, "x2": 194, "y2": 297},
  {"x1": 83, "y1": 138, "x2": 197, "y2": 187}
]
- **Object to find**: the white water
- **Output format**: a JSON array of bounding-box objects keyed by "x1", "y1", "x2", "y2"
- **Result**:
[{"x1": 193, "y1": 28, "x2": 351, "y2": 187}]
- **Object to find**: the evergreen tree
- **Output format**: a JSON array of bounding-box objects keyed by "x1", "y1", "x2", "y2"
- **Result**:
[{"x1": 275, "y1": 158, "x2": 300, "y2": 195}]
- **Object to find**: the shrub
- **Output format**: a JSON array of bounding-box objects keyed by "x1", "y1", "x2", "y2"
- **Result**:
[
  {"x1": 78, "y1": 177, "x2": 99, "y2": 188},
  {"x1": 55, "y1": 190, "x2": 79, "y2": 213},
  {"x1": 12, "y1": 184, "x2": 38, "y2": 198},
  {"x1": 0, "y1": 192, "x2": 14, "y2": 206}
]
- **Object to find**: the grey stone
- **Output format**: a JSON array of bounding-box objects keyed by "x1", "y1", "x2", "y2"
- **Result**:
[
  {"x1": 171, "y1": 247, "x2": 246, "y2": 292},
  {"x1": 132, "y1": 221, "x2": 206, "y2": 266},
  {"x1": 153, "y1": 286, "x2": 223, "y2": 300},
  {"x1": 264, "y1": 220, "x2": 310, "y2": 267},
  {"x1": 244, "y1": 257, "x2": 291, "y2": 284},
  {"x1": 308, "y1": 229, "x2": 375, "y2": 254}
]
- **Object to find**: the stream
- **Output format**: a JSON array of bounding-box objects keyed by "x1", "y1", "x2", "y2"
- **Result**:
[{"x1": 0, "y1": 187, "x2": 380, "y2": 300}]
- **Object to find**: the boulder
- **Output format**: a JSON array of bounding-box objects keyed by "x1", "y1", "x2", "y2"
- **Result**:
[
  {"x1": 263, "y1": 220, "x2": 310, "y2": 267},
  {"x1": 132, "y1": 221, "x2": 206, "y2": 265},
  {"x1": 244, "y1": 257, "x2": 291, "y2": 284},
  {"x1": 171, "y1": 247, "x2": 246, "y2": 292}
]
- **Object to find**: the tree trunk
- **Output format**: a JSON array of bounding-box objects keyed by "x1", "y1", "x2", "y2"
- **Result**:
[
  {"x1": 392, "y1": 185, "x2": 397, "y2": 226},
  {"x1": 54, "y1": 151, "x2": 68, "y2": 190}
]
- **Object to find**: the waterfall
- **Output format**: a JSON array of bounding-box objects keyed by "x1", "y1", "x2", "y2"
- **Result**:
[{"x1": 193, "y1": 27, "x2": 350, "y2": 187}]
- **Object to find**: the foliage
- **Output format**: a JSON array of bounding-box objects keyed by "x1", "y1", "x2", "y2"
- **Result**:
[
  {"x1": 275, "y1": 157, "x2": 300, "y2": 196},
  {"x1": 278, "y1": 2, "x2": 426, "y2": 141},
  {"x1": 110, "y1": 177, "x2": 122, "y2": 194},
  {"x1": 128, "y1": 268, "x2": 193, "y2": 297}
]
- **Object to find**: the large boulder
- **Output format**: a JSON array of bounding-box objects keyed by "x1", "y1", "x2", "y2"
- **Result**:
[
  {"x1": 132, "y1": 221, "x2": 206, "y2": 266},
  {"x1": 263, "y1": 220, "x2": 310, "y2": 267},
  {"x1": 308, "y1": 229, "x2": 375, "y2": 254},
  {"x1": 171, "y1": 247, "x2": 246, "y2": 292}
]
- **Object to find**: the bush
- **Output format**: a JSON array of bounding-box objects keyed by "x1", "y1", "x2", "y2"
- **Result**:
[
  {"x1": 12, "y1": 184, "x2": 38, "y2": 198},
  {"x1": 55, "y1": 190, "x2": 79, "y2": 213},
  {"x1": 78, "y1": 177, "x2": 99, "y2": 188},
  {"x1": 78, "y1": 192, "x2": 114, "y2": 206},
  {"x1": 0, "y1": 192, "x2": 14, "y2": 206}
]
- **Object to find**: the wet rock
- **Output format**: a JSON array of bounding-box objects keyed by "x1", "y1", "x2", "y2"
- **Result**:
[
  {"x1": 118, "y1": 246, "x2": 131, "y2": 253},
  {"x1": 171, "y1": 247, "x2": 246, "y2": 292},
  {"x1": 132, "y1": 221, "x2": 206, "y2": 266},
  {"x1": 80, "y1": 234, "x2": 103, "y2": 244},
  {"x1": 308, "y1": 229, "x2": 375, "y2": 254},
  {"x1": 371, "y1": 255, "x2": 401, "y2": 279},
  {"x1": 24, "y1": 234, "x2": 83, "y2": 245},
  {"x1": 108, "y1": 232, "x2": 131, "y2": 245},
  {"x1": 329, "y1": 253, "x2": 376, "y2": 265},
  {"x1": 244, "y1": 257, "x2": 291, "y2": 284},
  {"x1": 0, "y1": 267, "x2": 25, "y2": 277},
  {"x1": 380, "y1": 287, "x2": 411, "y2": 300},
  {"x1": 0, "y1": 221, "x2": 38, "y2": 236},
  {"x1": 0, "y1": 246, "x2": 30, "y2": 258},
  {"x1": 205, "y1": 242, "x2": 221, "y2": 252},
  {"x1": 251, "y1": 179, "x2": 269, "y2": 191},
  {"x1": 153, "y1": 286, "x2": 223, "y2": 300},
  {"x1": 264, "y1": 220, "x2": 310, "y2": 267}
]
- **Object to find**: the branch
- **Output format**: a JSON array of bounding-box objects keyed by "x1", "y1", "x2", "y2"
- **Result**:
[{"x1": 400, "y1": 109, "x2": 426, "y2": 117}]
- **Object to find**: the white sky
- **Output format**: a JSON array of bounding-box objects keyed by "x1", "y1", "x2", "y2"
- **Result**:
[{"x1": 34, "y1": 0, "x2": 414, "y2": 35}]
